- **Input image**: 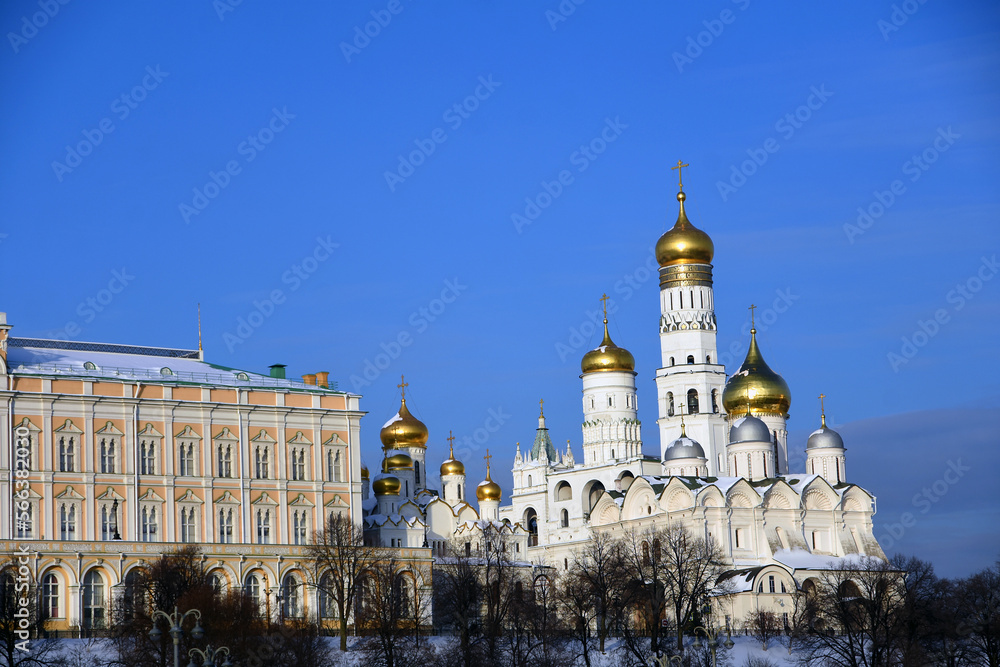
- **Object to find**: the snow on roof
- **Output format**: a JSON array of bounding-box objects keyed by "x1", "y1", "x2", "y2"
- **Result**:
[
  {"x1": 8, "y1": 337, "x2": 350, "y2": 393},
  {"x1": 773, "y1": 548, "x2": 868, "y2": 571},
  {"x1": 382, "y1": 412, "x2": 403, "y2": 429}
]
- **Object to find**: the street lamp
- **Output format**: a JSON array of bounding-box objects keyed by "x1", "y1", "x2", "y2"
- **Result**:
[
  {"x1": 648, "y1": 654, "x2": 683, "y2": 666},
  {"x1": 187, "y1": 644, "x2": 233, "y2": 667},
  {"x1": 148, "y1": 606, "x2": 204, "y2": 667},
  {"x1": 692, "y1": 621, "x2": 734, "y2": 667},
  {"x1": 111, "y1": 499, "x2": 122, "y2": 540}
]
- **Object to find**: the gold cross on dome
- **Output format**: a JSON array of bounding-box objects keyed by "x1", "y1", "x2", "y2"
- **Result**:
[
  {"x1": 671, "y1": 160, "x2": 690, "y2": 190},
  {"x1": 539, "y1": 398, "x2": 544, "y2": 417},
  {"x1": 600, "y1": 293, "x2": 609, "y2": 320},
  {"x1": 819, "y1": 393, "x2": 826, "y2": 413},
  {"x1": 398, "y1": 374, "x2": 408, "y2": 399},
  {"x1": 748, "y1": 304, "x2": 757, "y2": 328},
  {"x1": 484, "y1": 449, "x2": 492, "y2": 469},
  {"x1": 447, "y1": 431, "x2": 455, "y2": 447}
]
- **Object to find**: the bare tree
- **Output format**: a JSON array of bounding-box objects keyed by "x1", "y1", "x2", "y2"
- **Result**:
[
  {"x1": 477, "y1": 522, "x2": 521, "y2": 665},
  {"x1": 0, "y1": 557, "x2": 64, "y2": 667},
  {"x1": 356, "y1": 557, "x2": 433, "y2": 667},
  {"x1": 307, "y1": 512, "x2": 379, "y2": 652},
  {"x1": 958, "y1": 561, "x2": 1000, "y2": 667},
  {"x1": 782, "y1": 587, "x2": 817, "y2": 657},
  {"x1": 557, "y1": 565, "x2": 598, "y2": 667},
  {"x1": 744, "y1": 609, "x2": 782, "y2": 651},
  {"x1": 656, "y1": 524, "x2": 728, "y2": 652},
  {"x1": 800, "y1": 555, "x2": 907, "y2": 667},
  {"x1": 576, "y1": 530, "x2": 627, "y2": 653},
  {"x1": 433, "y1": 541, "x2": 483, "y2": 667}
]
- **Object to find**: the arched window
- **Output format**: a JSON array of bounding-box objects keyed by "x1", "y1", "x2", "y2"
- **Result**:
[
  {"x1": 414, "y1": 460, "x2": 421, "y2": 486},
  {"x1": 706, "y1": 354, "x2": 711, "y2": 363},
  {"x1": 82, "y1": 570, "x2": 105, "y2": 630},
  {"x1": 255, "y1": 446, "x2": 269, "y2": 479},
  {"x1": 561, "y1": 509, "x2": 569, "y2": 528},
  {"x1": 319, "y1": 573, "x2": 335, "y2": 618},
  {"x1": 219, "y1": 508, "x2": 234, "y2": 544},
  {"x1": 257, "y1": 509, "x2": 271, "y2": 544},
  {"x1": 687, "y1": 389, "x2": 700, "y2": 414},
  {"x1": 393, "y1": 575, "x2": 413, "y2": 619},
  {"x1": 642, "y1": 541, "x2": 650, "y2": 566},
  {"x1": 670, "y1": 356, "x2": 675, "y2": 366},
  {"x1": 42, "y1": 573, "x2": 60, "y2": 619},
  {"x1": 245, "y1": 574, "x2": 262, "y2": 615},
  {"x1": 667, "y1": 392, "x2": 675, "y2": 417},
  {"x1": 527, "y1": 475, "x2": 532, "y2": 487},
  {"x1": 121, "y1": 569, "x2": 145, "y2": 619},
  {"x1": 555, "y1": 481, "x2": 572, "y2": 502},
  {"x1": 282, "y1": 574, "x2": 302, "y2": 618},
  {"x1": 525, "y1": 508, "x2": 538, "y2": 547},
  {"x1": 100, "y1": 438, "x2": 115, "y2": 473},
  {"x1": 140, "y1": 440, "x2": 155, "y2": 475},
  {"x1": 687, "y1": 355, "x2": 695, "y2": 364},
  {"x1": 711, "y1": 389, "x2": 719, "y2": 413}
]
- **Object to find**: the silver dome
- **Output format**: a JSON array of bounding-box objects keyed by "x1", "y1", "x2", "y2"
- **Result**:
[
  {"x1": 807, "y1": 426, "x2": 845, "y2": 450},
  {"x1": 663, "y1": 436, "x2": 706, "y2": 461},
  {"x1": 729, "y1": 415, "x2": 771, "y2": 443}
]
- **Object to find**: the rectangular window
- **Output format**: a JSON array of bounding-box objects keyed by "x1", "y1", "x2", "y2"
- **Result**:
[
  {"x1": 59, "y1": 437, "x2": 75, "y2": 472},
  {"x1": 255, "y1": 446, "x2": 269, "y2": 479},
  {"x1": 179, "y1": 442, "x2": 194, "y2": 476},
  {"x1": 219, "y1": 508, "x2": 234, "y2": 544},
  {"x1": 101, "y1": 505, "x2": 113, "y2": 541},
  {"x1": 60, "y1": 504, "x2": 76, "y2": 540},
  {"x1": 141, "y1": 507, "x2": 157, "y2": 542},
  {"x1": 100, "y1": 438, "x2": 116, "y2": 474},
  {"x1": 140, "y1": 440, "x2": 155, "y2": 475},
  {"x1": 293, "y1": 511, "x2": 307, "y2": 545},
  {"x1": 218, "y1": 444, "x2": 232, "y2": 478},
  {"x1": 181, "y1": 508, "x2": 196, "y2": 542},
  {"x1": 291, "y1": 449, "x2": 306, "y2": 481},
  {"x1": 16, "y1": 504, "x2": 33, "y2": 539},
  {"x1": 257, "y1": 509, "x2": 271, "y2": 544}
]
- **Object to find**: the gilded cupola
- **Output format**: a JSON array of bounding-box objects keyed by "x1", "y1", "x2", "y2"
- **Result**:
[
  {"x1": 476, "y1": 449, "x2": 502, "y2": 502},
  {"x1": 440, "y1": 430, "x2": 465, "y2": 476},
  {"x1": 379, "y1": 375, "x2": 428, "y2": 448},
  {"x1": 722, "y1": 322, "x2": 791, "y2": 418},
  {"x1": 655, "y1": 181, "x2": 714, "y2": 268},
  {"x1": 581, "y1": 295, "x2": 635, "y2": 374}
]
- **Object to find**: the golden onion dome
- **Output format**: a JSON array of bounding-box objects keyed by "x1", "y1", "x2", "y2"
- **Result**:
[
  {"x1": 581, "y1": 319, "x2": 635, "y2": 374},
  {"x1": 655, "y1": 192, "x2": 714, "y2": 267},
  {"x1": 476, "y1": 452, "x2": 502, "y2": 501},
  {"x1": 440, "y1": 431, "x2": 465, "y2": 476},
  {"x1": 722, "y1": 328, "x2": 792, "y2": 417},
  {"x1": 379, "y1": 397, "x2": 428, "y2": 448},
  {"x1": 361, "y1": 464, "x2": 370, "y2": 480},
  {"x1": 476, "y1": 477, "x2": 502, "y2": 502},
  {"x1": 372, "y1": 475, "x2": 401, "y2": 496},
  {"x1": 385, "y1": 452, "x2": 413, "y2": 471}
]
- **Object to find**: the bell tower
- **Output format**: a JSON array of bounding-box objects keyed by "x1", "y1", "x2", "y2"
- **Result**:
[{"x1": 653, "y1": 163, "x2": 728, "y2": 475}]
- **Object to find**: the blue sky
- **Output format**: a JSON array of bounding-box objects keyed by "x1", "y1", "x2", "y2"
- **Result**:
[{"x1": 2, "y1": 1, "x2": 997, "y2": 577}]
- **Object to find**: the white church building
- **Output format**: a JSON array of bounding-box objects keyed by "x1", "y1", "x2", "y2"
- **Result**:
[
  {"x1": 496, "y1": 172, "x2": 885, "y2": 623},
  {"x1": 362, "y1": 169, "x2": 886, "y2": 625}
]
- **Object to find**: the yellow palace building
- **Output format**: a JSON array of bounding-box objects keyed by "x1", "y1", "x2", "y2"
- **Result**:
[{"x1": 0, "y1": 313, "x2": 388, "y2": 633}]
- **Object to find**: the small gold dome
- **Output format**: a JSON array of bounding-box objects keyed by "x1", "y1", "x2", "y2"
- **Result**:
[
  {"x1": 722, "y1": 328, "x2": 792, "y2": 417},
  {"x1": 379, "y1": 398, "x2": 429, "y2": 448},
  {"x1": 581, "y1": 320, "x2": 635, "y2": 374},
  {"x1": 372, "y1": 475, "x2": 401, "y2": 496},
  {"x1": 655, "y1": 192, "x2": 714, "y2": 267},
  {"x1": 440, "y1": 432, "x2": 465, "y2": 476},
  {"x1": 385, "y1": 452, "x2": 413, "y2": 471},
  {"x1": 361, "y1": 464, "x2": 370, "y2": 480},
  {"x1": 476, "y1": 478, "x2": 502, "y2": 502}
]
